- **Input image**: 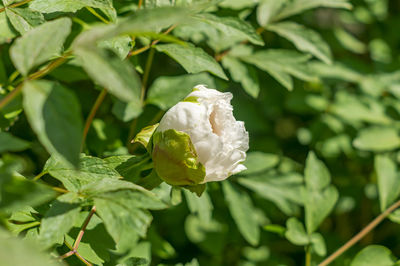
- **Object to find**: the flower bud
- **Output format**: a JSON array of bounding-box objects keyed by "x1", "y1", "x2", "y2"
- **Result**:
[{"x1": 152, "y1": 85, "x2": 249, "y2": 185}]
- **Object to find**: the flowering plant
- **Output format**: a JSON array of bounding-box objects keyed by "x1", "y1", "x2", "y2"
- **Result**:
[{"x1": 151, "y1": 85, "x2": 249, "y2": 186}]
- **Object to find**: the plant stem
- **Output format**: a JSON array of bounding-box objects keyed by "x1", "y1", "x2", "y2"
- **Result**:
[
  {"x1": 0, "y1": 52, "x2": 70, "y2": 110},
  {"x1": 305, "y1": 245, "x2": 312, "y2": 266},
  {"x1": 140, "y1": 48, "x2": 155, "y2": 103},
  {"x1": 28, "y1": 52, "x2": 71, "y2": 80},
  {"x1": 75, "y1": 252, "x2": 92, "y2": 266},
  {"x1": 32, "y1": 171, "x2": 48, "y2": 181},
  {"x1": 86, "y1": 7, "x2": 109, "y2": 24},
  {"x1": 52, "y1": 187, "x2": 69, "y2": 194},
  {"x1": 59, "y1": 250, "x2": 75, "y2": 260},
  {"x1": 127, "y1": 24, "x2": 177, "y2": 58},
  {"x1": 138, "y1": 0, "x2": 143, "y2": 9},
  {"x1": 73, "y1": 206, "x2": 96, "y2": 250},
  {"x1": 0, "y1": 0, "x2": 33, "y2": 12},
  {"x1": 81, "y1": 88, "x2": 107, "y2": 152},
  {"x1": 0, "y1": 83, "x2": 22, "y2": 109},
  {"x1": 319, "y1": 199, "x2": 400, "y2": 266},
  {"x1": 59, "y1": 206, "x2": 96, "y2": 264}
]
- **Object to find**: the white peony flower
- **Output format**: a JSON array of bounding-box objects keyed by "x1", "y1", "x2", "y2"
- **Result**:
[{"x1": 153, "y1": 85, "x2": 249, "y2": 185}]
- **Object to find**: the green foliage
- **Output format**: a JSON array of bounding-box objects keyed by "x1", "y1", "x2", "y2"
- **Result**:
[
  {"x1": 350, "y1": 245, "x2": 398, "y2": 266},
  {"x1": 10, "y1": 17, "x2": 71, "y2": 76},
  {"x1": 2, "y1": 0, "x2": 400, "y2": 265},
  {"x1": 155, "y1": 43, "x2": 228, "y2": 80},
  {"x1": 23, "y1": 80, "x2": 83, "y2": 167}
]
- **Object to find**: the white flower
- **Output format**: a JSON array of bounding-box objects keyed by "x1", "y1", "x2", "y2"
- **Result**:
[{"x1": 155, "y1": 85, "x2": 249, "y2": 183}]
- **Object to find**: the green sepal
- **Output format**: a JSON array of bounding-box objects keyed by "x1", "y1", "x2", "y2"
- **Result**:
[
  {"x1": 132, "y1": 123, "x2": 159, "y2": 153},
  {"x1": 182, "y1": 95, "x2": 199, "y2": 103},
  {"x1": 183, "y1": 183, "x2": 206, "y2": 197},
  {"x1": 152, "y1": 129, "x2": 205, "y2": 186}
]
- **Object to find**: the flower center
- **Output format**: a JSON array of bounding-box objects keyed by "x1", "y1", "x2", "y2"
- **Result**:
[{"x1": 209, "y1": 109, "x2": 222, "y2": 136}]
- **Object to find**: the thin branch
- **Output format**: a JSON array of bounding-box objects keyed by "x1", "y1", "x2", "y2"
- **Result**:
[
  {"x1": 59, "y1": 250, "x2": 75, "y2": 260},
  {"x1": 75, "y1": 252, "x2": 92, "y2": 266},
  {"x1": 52, "y1": 187, "x2": 69, "y2": 194},
  {"x1": 138, "y1": 0, "x2": 143, "y2": 9},
  {"x1": 73, "y1": 206, "x2": 96, "y2": 250},
  {"x1": 59, "y1": 206, "x2": 96, "y2": 264},
  {"x1": 319, "y1": 199, "x2": 400, "y2": 266},
  {"x1": 81, "y1": 89, "x2": 107, "y2": 152},
  {"x1": 32, "y1": 171, "x2": 48, "y2": 181},
  {"x1": 0, "y1": 83, "x2": 22, "y2": 109},
  {"x1": 86, "y1": 7, "x2": 109, "y2": 24},
  {"x1": 0, "y1": 52, "x2": 70, "y2": 110},
  {"x1": 28, "y1": 52, "x2": 71, "y2": 80},
  {"x1": 140, "y1": 48, "x2": 155, "y2": 103},
  {"x1": 127, "y1": 24, "x2": 177, "y2": 58},
  {"x1": 0, "y1": 0, "x2": 33, "y2": 13}
]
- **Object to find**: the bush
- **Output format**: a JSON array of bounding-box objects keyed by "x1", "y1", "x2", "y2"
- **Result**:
[{"x1": 1, "y1": 0, "x2": 400, "y2": 265}]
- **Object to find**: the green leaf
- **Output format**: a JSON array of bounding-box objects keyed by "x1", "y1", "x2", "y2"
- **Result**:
[
  {"x1": 155, "y1": 43, "x2": 228, "y2": 80},
  {"x1": 0, "y1": 175, "x2": 56, "y2": 213},
  {"x1": 5, "y1": 7, "x2": 44, "y2": 34},
  {"x1": 310, "y1": 232, "x2": 326, "y2": 256},
  {"x1": 103, "y1": 155, "x2": 153, "y2": 183},
  {"x1": 303, "y1": 147, "x2": 337, "y2": 237},
  {"x1": 0, "y1": 132, "x2": 30, "y2": 153},
  {"x1": 330, "y1": 92, "x2": 391, "y2": 125},
  {"x1": 99, "y1": 35, "x2": 133, "y2": 60},
  {"x1": 268, "y1": 22, "x2": 332, "y2": 64},
  {"x1": 0, "y1": 229, "x2": 64, "y2": 266},
  {"x1": 304, "y1": 185, "x2": 338, "y2": 234},
  {"x1": 305, "y1": 151, "x2": 330, "y2": 190},
  {"x1": 257, "y1": 0, "x2": 287, "y2": 26},
  {"x1": 240, "y1": 49, "x2": 314, "y2": 90},
  {"x1": 353, "y1": 127, "x2": 400, "y2": 152},
  {"x1": 238, "y1": 173, "x2": 304, "y2": 215},
  {"x1": 92, "y1": 179, "x2": 166, "y2": 252},
  {"x1": 184, "y1": 189, "x2": 213, "y2": 224},
  {"x1": 135, "y1": 170, "x2": 163, "y2": 192},
  {"x1": 133, "y1": 123, "x2": 159, "y2": 153},
  {"x1": 44, "y1": 155, "x2": 121, "y2": 192},
  {"x1": 23, "y1": 80, "x2": 83, "y2": 167},
  {"x1": 29, "y1": 0, "x2": 112, "y2": 13},
  {"x1": 334, "y1": 28, "x2": 367, "y2": 54},
  {"x1": 73, "y1": 47, "x2": 142, "y2": 104},
  {"x1": 73, "y1": 7, "x2": 188, "y2": 45},
  {"x1": 222, "y1": 182, "x2": 260, "y2": 246},
  {"x1": 146, "y1": 73, "x2": 216, "y2": 110},
  {"x1": 309, "y1": 62, "x2": 361, "y2": 83},
  {"x1": 350, "y1": 245, "x2": 397, "y2": 266},
  {"x1": 221, "y1": 56, "x2": 260, "y2": 98},
  {"x1": 38, "y1": 192, "x2": 82, "y2": 248},
  {"x1": 144, "y1": 0, "x2": 174, "y2": 8},
  {"x1": 241, "y1": 152, "x2": 280, "y2": 175},
  {"x1": 10, "y1": 17, "x2": 71, "y2": 76},
  {"x1": 0, "y1": 11, "x2": 16, "y2": 44},
  {"x1": 194, "y1": 13, "x2": 264, "y2": 46},
  {"x1": 219, "y1": 0, "x2": 258, "y2": 9},
  {"x1": 112, "y1": 99, "x2": 143, "y2": 122},
  {"x1": 274, "y1": 0, "x2": 352, "y2": 21},
  {"x1": 375, "y1": 154, "x2": 400, "y2": 211},
  {"x1": 284, "y1": 217, "x2": 309, "y2": 246}
]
